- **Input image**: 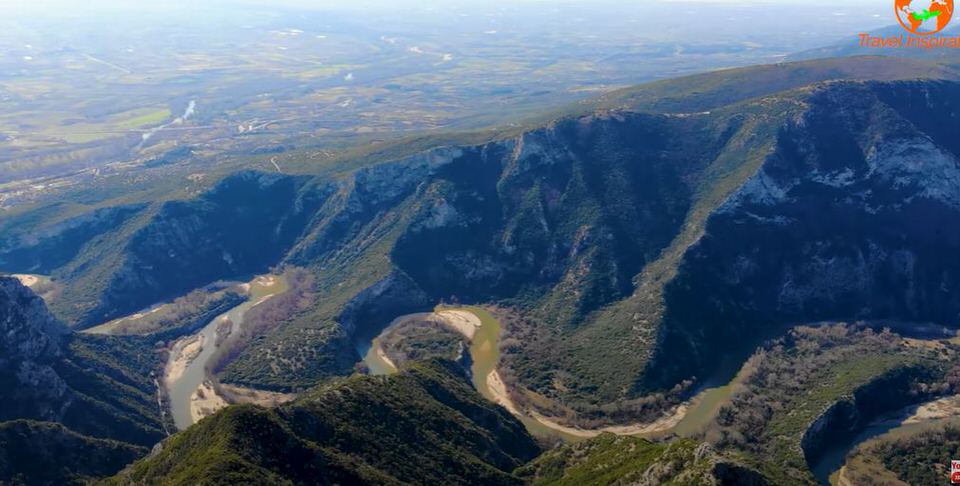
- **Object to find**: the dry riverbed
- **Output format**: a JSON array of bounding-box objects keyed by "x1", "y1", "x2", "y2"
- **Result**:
[
  {"x1": 190, "y1": 381, "x2": 228, "y2": 423},
  {"x1": 165, "y1": 334, "x2": 204, "y2": 384}
]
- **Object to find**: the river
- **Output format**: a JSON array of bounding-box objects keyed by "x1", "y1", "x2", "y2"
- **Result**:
[
  {"x1": 811, "y1": 396, "x2": 960, "y2": 485},
  {"x1": 362, "y1": 306, "x2": 745, "y2": 442},
  {"x1": 165, "y1": 274, "x2": 288, "y2": 430},
  {"x1": 361, "y1": 306, "x2": 960, "y2": 471}
]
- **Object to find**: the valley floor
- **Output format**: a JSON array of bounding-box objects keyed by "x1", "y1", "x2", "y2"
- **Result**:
[{"x1": 363, "y1": 305, "x2": 739, "y2": 441}]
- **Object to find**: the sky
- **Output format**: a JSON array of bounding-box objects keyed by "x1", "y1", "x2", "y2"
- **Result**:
[
  {"x1": 0, "y1": 0, "x2": 894, "y2": 36},
  {"x1": 0, "y1": 0, "x2": 891, "y2": 8}
]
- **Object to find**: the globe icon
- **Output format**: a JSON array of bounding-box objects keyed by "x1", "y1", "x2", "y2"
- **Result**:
[{"x1": 896, "y1": 0, "x2": 954, "y2": 35}]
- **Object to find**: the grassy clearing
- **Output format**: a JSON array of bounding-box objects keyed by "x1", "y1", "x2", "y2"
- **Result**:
[{"x1": 114, "y1": 107, "x2": 172, "y2": 129}]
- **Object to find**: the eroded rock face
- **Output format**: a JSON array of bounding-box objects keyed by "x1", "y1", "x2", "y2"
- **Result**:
[
  {"x1": 0, "y1": 277, "x2": 70, "y2": 422},
  {"x1": 11, "y1": 78, "x2": 960, "y2": 409},
  {"x1": 85, "y1": 171, "x2": 329, "y2": 326},
  {"x1": 286, "y1": 147, "x2": 464, "y2": 265},
  {"x1": 648, "y1": 80, "x2": 960, "y2": 389},
  {"x1": 391, "y1": 113, "x2": 710, "y2": 319},
  {"x1": 0, "y1": 277, "x2": 164, "y2": 447},
  {"x1": 337, "y1": 270, "x2": 431, "y2": 338},
  {"x1": 0, "y1": 204, "x2": 147, "y2": 275}
]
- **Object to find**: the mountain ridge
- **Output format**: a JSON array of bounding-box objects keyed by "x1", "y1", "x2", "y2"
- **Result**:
[{"x1": 5, "y1": 55, "x2": 960, "y2": 427}]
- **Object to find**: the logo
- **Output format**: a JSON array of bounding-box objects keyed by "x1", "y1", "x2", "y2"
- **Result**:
[
  {"x1": 860, "y1": 0, "x2": 960, "y2": 49},
  {"x1": 952, "y1": 460, "x2": 960, "y2": 484},
  {"x1": 896, "y1": 0, "x2": 954, "y2": 35}
]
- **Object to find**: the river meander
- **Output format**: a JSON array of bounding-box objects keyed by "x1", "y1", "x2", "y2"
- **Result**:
[
  {"x1": 165, "y1": 274, "x2": 288, "y2": 430},
  {"x1": 361, "y1": 305, "x2": 960, "y2": 477},
  {"x1": 362, "y1": 305, "x2": 750, "y2": 442}
]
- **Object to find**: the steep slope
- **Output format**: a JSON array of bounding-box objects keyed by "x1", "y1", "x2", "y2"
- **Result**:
[
  {"x1": 644, "y1": 79, "x2": 960, "y2": 390},
  {"x1": 82, "y1": 171, "x2": 330, "y2": 326},
  {"x1": 700, "y1": 325, "x2": 960, "y2": 485},
  {"x1": 0, "y1": 277, "x2": 165, "y2": 445},
  {"x1": 0, "y1": 276, "x2": 69, "y2": 424},
  {"x1": 517, "y1": 434, "x2": 767, "y2": 486},
  {"x1": 0, "y1": 277, "x2": 166, "y2": 484},
  {"x1": 0, "y1": 420, "x2": 146, "y2": 486},
  {"x1": 223, "y1": 74, "x2": 960, "y2": 425},
  {"x1": 107, "y1": 360, "x2": 540, "y2": 485},
  {"x1": 0, "y1": 172, "x2": 329, "y2": 327},
  {"x1": 5, "y1": 56, "x2": 960, "y2": 426},
  {"x1": 0, "y1": 203, "x2": 147, "y2": 276}
]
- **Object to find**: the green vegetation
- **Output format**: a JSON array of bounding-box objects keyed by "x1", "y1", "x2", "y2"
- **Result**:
[
  {"x1": 55, "y1": 333, "x2": 168, "y2": 445},
  {"x1": 0, "y1": 277, "x2": 166, "y2": 483},
  {"x1": 7, "y1": 55, "x2": 960, "y2": 430},
  {"x1": 703, "y1": 325, "x2": 960, "y2": 485},
  {"x1": 379, "y1": 317, "x2": 466, "y2": 365},
  {"x1": 0, "y1": 277, "x2": 165, "y2": 446},
  {"x1": 517, "y1": 434, "x2": 766, "y2": 486},
  {"x1": 86, "y1": 289, "x2": 244, "y2": 338},
  {"x1": 114, "y1": 108, "x2": 172, "y2": 129},
  {"x1": 217, "y1": 180, "x2": 426, "y2": 390},
  {"x1": 210, "y1": 269, "x2": 311, "y2": 376},
  {"x1": 107, "y1": 360, "x2": 540, "y2": 485},
  {"x1": 842, "y1": 420, "x2": 960, "y2": 486},
  {"x1": 0, "y1": 420, "x2": 147, "y2": 486}
]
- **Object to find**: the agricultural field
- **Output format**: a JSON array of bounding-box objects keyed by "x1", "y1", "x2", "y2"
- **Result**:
[{"x1": 0, "y1": 1, "x2": 885, "y2": 211}]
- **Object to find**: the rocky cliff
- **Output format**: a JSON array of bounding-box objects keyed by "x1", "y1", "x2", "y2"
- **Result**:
[
  {"x1": 0, "y1": 277, "x2": 70, "y2": 423},
  {"x1": 0, "y1": 277, "x2": 167, "y2": 483},
  {"x1": 5, "y1": 57, "x2": 960, "y2": 425},
  {"x1": 0, "y1": 277, "x2": 164, "y2": 445},
  {"x1": 647, "y1": 80, "x2": 960, "y2": 389}
]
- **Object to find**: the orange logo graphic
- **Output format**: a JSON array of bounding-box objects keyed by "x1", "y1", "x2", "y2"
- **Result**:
[{"x1": 896, "y1": 0, "x2": 954, "y2": 35}]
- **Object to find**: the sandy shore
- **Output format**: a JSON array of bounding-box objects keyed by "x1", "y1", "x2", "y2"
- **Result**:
[
  {"x1": 508, "y1": 383, "x2": 688, "y2": 438},
  {"x1": 904, "y1": 394, "x2": 960, "y2": 423},
  {"x1": 379, "y1": 307, "x2": 692, "y2": 438},
  {"x1": 190, "y1": 381, "x2": 229, "y2": 423},
  {"x1": 12, "y1": 274, "x2": 38, "y2": 288},
  {"x1": 433, "y1": 310, "x2": 481, "y2": 340},
  {"x1": 488, "y1": 364, "x2": 686, "y2": 438},
  {"x1": 127, "y1": 306, "x2": 162, "y2": 322},
  {"x1": 219, "y1": 383, "x2": 297, "y2": 407},
  {"x1": 85, "y1": 304, "x2": 166, "y2": 335},
  {"x1": 191, "y1": 381, "x2": 296, "y2": 424},
  {"x1": 377, "y1": 345, "x2": 398, "y2": 371},
  {"x1": 835, "y1": 467, "x2": 854, "y2": 486},
  {"x1": 486, "y1": 370, "x2": 521, "y2": 415},
  {"x1": 523, "y1": 403, "x2": 688, "y2": 438},
  {"x1": 165, "y1": 334, "x2": 204, "y2": 384}
]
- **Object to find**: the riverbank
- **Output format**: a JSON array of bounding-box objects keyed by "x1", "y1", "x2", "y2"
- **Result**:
[
  {"x1": 165, "y1": 333, "x2": 204, "y2": 383},
  {"x1": 834, "y1": 414, "x2": 960, "y2": 486},
  {"x1": 363, "y1": 305, "x2": 715, "y2": 442},
  {"x1": 190, "y1": 381, "x2": 228, "y2": 423},
  {"x1": 433, "y1": 310, "x2": 481, "y2": 339},
  {"x1": 165, "y1": 274, "x2": 289, "y2": 429},
  {"x1": 824, "y1": 393, "x2": 960, "y2": 485}
]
